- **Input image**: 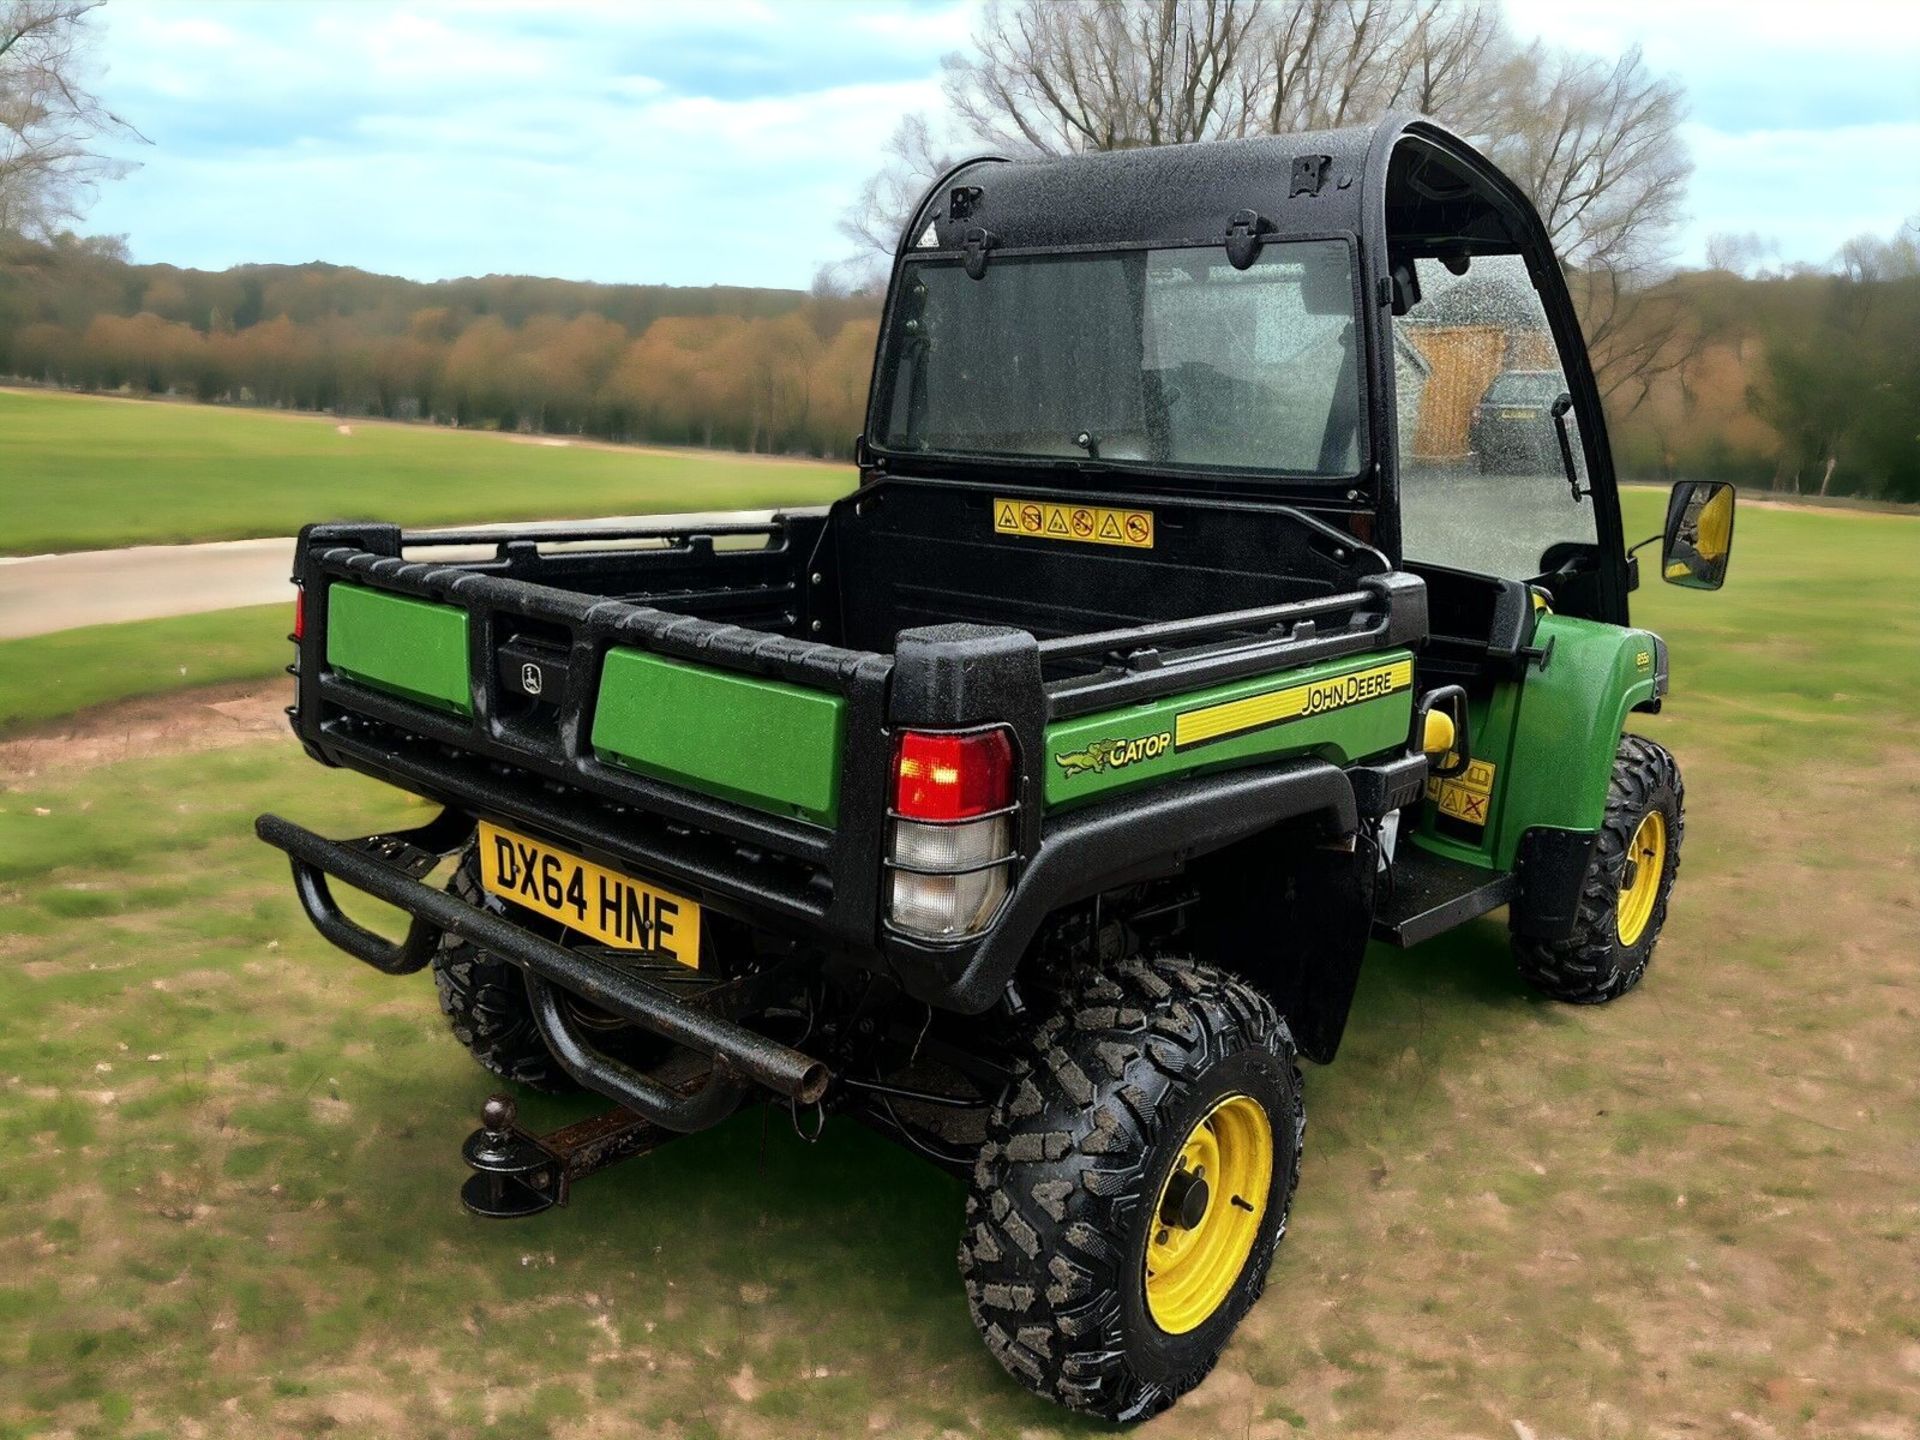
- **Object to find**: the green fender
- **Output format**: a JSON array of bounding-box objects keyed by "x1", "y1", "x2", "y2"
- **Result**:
[{"x1": 1487, "y1": 613, "x2": 1664, "y2": 867}]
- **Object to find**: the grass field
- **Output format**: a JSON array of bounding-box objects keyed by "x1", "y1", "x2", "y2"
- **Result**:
[
  {"x1": 2, "y1": 495, "x2": 1917, "y2": 1438},
  {"x1": 0, "y1": 606, "x2": 289, "y2": 735},
  {"x1": 0, "y1": 390, "x2": 854, "y2": 555}
]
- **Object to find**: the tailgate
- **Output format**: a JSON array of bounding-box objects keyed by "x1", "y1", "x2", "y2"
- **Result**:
[{"x1": 290, "y1": 521, "x2": 891, "y2": 944}]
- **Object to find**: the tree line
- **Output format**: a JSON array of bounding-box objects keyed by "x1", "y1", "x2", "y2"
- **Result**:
[
  {"x1": 1, "y1": 0, "x2": 878, "y2": 458},
  {"x1": 1611, "y1": 230, "x2": 1920, "y2": 501},
  {"x1": 0, "y1": 232, "x2": 881, "y2": 457}
]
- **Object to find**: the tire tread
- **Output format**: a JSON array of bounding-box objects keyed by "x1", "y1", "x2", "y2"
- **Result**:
[
  {"x1": 1513, "y1": 734, "x2": 1684, "y2": 1004},
  {"x1": 960, "y1": 956, "x2": 1302, "y2": 1422}
]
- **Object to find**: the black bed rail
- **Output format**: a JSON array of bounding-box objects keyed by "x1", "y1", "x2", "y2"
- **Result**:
[
  {"x1": 308, "y1": 540, "x2": 880, "y2": 697},
  {"x1": 1037, "y1": 587, "x2": 1372, "y2": 662},
  {"x1": 1042, "y1": 572, "x2": 1428, "y2": 719},
  {"x1": 394, "y1": 510, "x2": 825, "y2": 550}
]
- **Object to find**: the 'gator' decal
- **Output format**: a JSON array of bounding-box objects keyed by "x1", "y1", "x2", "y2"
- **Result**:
[
  {"x1": 1053, "y1": 731, "x2": 1173, "y2": 776},
  {"x1": 1042, "y1": 649, "x2": 1416, "y2": 809}
]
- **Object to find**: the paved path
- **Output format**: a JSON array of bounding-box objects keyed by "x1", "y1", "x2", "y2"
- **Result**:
[{"x1": 0, "y1": 511, "x2": 779, "y2": 641}]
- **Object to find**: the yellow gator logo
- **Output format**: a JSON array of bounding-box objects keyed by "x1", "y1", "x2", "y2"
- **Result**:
[
  {"x1": 1174, "y1": 659, "x2": 1414, "y2": 750},
  {"x1": 1054, "y1": 731, "x2": 1173, "y2": 776}
]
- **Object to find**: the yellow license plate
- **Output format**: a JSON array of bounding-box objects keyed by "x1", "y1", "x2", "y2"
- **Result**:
[
  {"x1": 1500, "y1": 407, "x2": 1532, "y2": 419},
  {"x1": 477, "y1": 821, "x2": 701, "y2": 966}
]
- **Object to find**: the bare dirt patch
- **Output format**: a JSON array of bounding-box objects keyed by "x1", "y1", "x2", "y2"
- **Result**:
[{"x1": 0, "y1": 679, "x2": 287, "y2": 781}]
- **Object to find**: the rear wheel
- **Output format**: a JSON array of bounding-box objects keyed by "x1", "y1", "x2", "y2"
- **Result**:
[
  {"x1": 431, "y1": 846, "x2": 579, "y2": 1094},
  {"x1": 959, "y1": 956, "x2": 1303, "y2": 1421},
  {"x1": 1513, "y1": 734, "x2": 1684, "y2": 1003}
]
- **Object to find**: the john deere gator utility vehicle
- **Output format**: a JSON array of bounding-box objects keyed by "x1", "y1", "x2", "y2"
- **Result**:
[{"x1": 258, "y1": 116, "x2": 1734, "y2": 1420}]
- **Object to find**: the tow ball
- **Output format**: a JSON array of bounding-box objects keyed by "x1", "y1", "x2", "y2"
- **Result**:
[{"x1": 460, "y1": 1093, "x2": 676, "y2": 1219}]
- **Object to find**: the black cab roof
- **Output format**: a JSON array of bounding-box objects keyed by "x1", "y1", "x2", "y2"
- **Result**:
[{"x1": 897, "y1": 115, "x2": 1542, "y2": 262}]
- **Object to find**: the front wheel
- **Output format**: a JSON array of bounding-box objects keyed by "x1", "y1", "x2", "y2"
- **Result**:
[
  {"x1": 959, "y1": 956, "x2": 1303, "y2": 1422},
  {"x1": 1513, "y1": 734, "x2": 1685, "y2": 1003}
]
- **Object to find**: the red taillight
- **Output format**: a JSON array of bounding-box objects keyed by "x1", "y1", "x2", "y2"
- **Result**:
[
  {"x1": 893, "y1": 729, "x2": 1015, "y2": 821},
  {"x1": 888, "y1": 727, "x2": 1020, "y2": 938},
  {"x1": 293, "y1": 586, "x2": 306, "y2": 640}
]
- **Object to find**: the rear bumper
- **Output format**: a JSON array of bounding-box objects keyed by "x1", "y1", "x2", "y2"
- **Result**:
[{"x1": 256, "y1": 811, "x2": 830, "y2": 1131}]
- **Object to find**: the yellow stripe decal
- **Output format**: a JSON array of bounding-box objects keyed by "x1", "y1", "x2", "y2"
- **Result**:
[{"x1": 1174, "y1": 659, "x2": 1414, "y2": 750}]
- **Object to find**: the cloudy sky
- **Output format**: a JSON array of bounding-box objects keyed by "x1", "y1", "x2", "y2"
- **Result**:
[{"x1": 83, "y1": 0, "x2": 1920, "y2": 291}]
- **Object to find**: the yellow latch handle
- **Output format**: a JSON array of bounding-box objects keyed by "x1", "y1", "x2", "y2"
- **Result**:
[{"x1": 1421, "y1": 708, "x2": 1456, "y2": 758}]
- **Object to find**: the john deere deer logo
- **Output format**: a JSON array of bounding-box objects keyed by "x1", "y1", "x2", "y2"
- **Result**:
[{"x1": 1054, "y1": 731, "x2": 1171, "y2": 777}]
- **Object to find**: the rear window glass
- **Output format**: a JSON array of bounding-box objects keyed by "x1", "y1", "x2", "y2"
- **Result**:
[{"x1": 874, "y1": 239, "x2": 1365, "y2": 481}]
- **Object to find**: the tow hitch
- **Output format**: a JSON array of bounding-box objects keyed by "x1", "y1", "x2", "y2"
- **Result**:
[{"x1": 462, "y1": 1092, "x2": 682, "y2": 1219}]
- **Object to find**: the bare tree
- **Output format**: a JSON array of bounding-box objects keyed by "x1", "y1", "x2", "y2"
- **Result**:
[
  {"x1": 1836, "y1": 216, "x2": 1920, "y2": 283},
  {"x1": 1231, "y1": 0, "x2": 1505, "y2": 135},
  {"x1": 0, "y1": 0, "x2": 139, "y2": 240},
  {"x1": 838, "y1": 114, "x2": 956, "y2": 258},
  {"x1": 848, "y1": 1, "x2": 1668, "y2": 271},
  {"x1": 1704, "y1": 230, "x2": 1779, "y2": 278},
  {"x1": 1475, "y1": 43, "x2": 1692, "y2": 410},
  {"x1": 1480, "y1": 44, "x2": 1688, "y2": 275},
  {"x1": 945, "y1": 0, "x2": 1264, "y2": 155}
]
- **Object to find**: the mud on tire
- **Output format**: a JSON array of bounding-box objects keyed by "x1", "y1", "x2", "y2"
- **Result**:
[
  {"x1": 430, "y1": 846, "x2": 579, "y2": 1095},
  {"x1": 959, "y1": 955, "x2": 1303, "y2": 1422},
  {"x1": 1512, "y1": 733, "x2": 1684, "y2": 1004}
]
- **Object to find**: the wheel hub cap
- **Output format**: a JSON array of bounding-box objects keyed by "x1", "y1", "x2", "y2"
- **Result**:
[{"x1": 1160, "y1": 1166, "x2": 1212, "y2": 1231}]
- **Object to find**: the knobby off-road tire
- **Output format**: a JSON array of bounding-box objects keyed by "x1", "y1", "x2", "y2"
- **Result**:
[
  {"x1": 1513, "y1": 734, "x2": 1684, "y2": 1004},
  {"x1": 960, "y1": 956, "x2": 1304, "y2": 1422},
  {"x1": 430, "y1": 845, "x2": 579, "y2": 1095}
]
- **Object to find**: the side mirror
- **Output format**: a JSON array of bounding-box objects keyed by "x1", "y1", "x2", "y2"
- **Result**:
[{"x1": 1661, "y1": 481, "x2": 1736, "y2": 590}]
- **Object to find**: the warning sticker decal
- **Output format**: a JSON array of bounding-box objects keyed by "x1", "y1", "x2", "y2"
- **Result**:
[
  {"x1": 993, "y1": 498, "x2": 1154, "y2": 550},
  {"x1": 1426, "y1": 757, "x2": 1497, "y2": 827}
]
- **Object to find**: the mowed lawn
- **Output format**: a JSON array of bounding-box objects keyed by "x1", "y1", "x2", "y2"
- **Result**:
[
  {"x1": 0, "y1": 606, "x2": 289, "y2": 734},
  {"x1": 0, "y1": 389, "x2": 854, "y2": 555},
  {"x1": 1, "y1": 495, "x2": 1917, "y2": 1439}
]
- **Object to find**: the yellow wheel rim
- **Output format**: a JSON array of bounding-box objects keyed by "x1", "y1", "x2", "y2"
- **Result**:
[
  {"x1": 1144, "y1": 1095, "x2": 1273, "y2": 1335},
  {"x1": 1616, "y1": 809, "x2": 1667, "y2": 946}
]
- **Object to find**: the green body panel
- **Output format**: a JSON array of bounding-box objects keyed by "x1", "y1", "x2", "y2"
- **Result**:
[
  {"x1": 325, "y1": 584, "x2": 472, "y2": 716},
  {"x1": 1414, "y1": 613, "x2": 1660, "y2": 870},
  {"x1": 1490, "y1": 614, "x2": 1661, "y2": 862},
  {"x1": 1043, "y1": 648, "x2": 1416, "y2": 810},
  {"x1": 590, "y1": 648, "x2": 844, "y2": 825}
]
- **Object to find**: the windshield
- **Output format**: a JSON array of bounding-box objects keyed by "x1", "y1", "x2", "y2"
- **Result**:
[{"x1": 875, "y1": 239, "x2": 1364, "y2": 480}]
